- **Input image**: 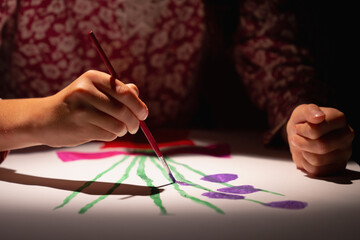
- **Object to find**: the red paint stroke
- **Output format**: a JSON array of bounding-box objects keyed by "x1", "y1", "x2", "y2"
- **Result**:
[
  {"x1": 57, "y1": 143, "x2": 231, "y2": 162},
  {"x1": 101, "y1": 139, "x2": 195, "y2": 150},
  {"x1": 163, "y1": 144, "x2": 231, "y2": 158}
]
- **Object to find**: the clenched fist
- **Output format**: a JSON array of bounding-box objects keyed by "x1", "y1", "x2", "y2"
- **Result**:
[{"x1": 287, "y1": 104, "x2": 354, "y2": 176}]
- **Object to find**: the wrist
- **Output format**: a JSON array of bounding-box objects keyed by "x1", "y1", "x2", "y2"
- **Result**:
[{"x1": 0, "y1": 98, "x2": 49, "y2": 150}]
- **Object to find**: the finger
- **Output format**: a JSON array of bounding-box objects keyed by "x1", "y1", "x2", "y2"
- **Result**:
[
  {"x1": 294, "y1": 117, "x2": 347, "y2": 140},
  {"x1": 85, "y1": 107, "x2": 128, "y2": 137},
  {"x1": 84, "y1": 70, "x2": 148, "y2": 120},
  {"x1": 290, "y1": 128, "x2": 354, "y2": 155},
  {"x1": 302, "y1": 148, "x2": 352, "y2": 167},
  {"x1": 87, "y1": 124, "x2": 119, "y2": 142},
  {"x1": 73, "y1": 120, "x2": 119, "y2": 143},
  {"x1": 290, "y1": 148, "x2": 305, "y2": 170},
  {"x1": 126, "y1": 83, "x2": 139, "y2": 96},
  {"x1": 291, "y1": 104, "x2": 325, "y2": 125},
  {"x1": 113, "y1": 83, "x2": 148, "y2": 120},
  {"x1": 79, "y1": 87, "x2": 140, "y2": 134},
  {"x1": 302, "y1": 158, "x2": 347, "y2": 176}
]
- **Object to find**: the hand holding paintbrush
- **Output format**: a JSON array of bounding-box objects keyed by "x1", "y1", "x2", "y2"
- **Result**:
[
  {"x1": 0, "y1": 57, "x2": 148, "y2": 151},
  {"x1": 88, "y1": 31, "x2": 176, "y2": 183}
]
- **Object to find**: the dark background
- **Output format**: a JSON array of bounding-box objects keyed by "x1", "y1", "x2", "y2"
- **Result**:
[
  {"x1": 289, "y1": 1, "x2": 359, "y2": 163},
  {"x1": 194, "y1": 1, "x2": 359, "y2": 162}
]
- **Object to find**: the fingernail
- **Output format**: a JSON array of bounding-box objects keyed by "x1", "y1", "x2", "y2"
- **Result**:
[
  {"x1": 313, "y1": 110, "x2": 325, "y2": 118},
  {"x1": 140, "y1": 107, "x2": 148, "y2": 120},
  {"x1": 130, "y1": 127, "x2": 139, "y2": 135},
  {"x1": 310, "y1": 106, "x2": 325, "y2": 118}
]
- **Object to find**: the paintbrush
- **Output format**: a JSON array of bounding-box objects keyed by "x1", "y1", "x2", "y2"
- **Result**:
[{"x1": 88, "y1": 30, "x2": 176, "y2": 183}]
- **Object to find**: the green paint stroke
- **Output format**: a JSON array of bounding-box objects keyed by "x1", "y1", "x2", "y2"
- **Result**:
[
  {"x1": 166, "y1": 158, "x2": 232, "y2": 187},
  {"x1": 244, "y1": 198, "x2": 265, "y2": 205},
  {"x1": 137, "y1": 156, "x2": 167, "y2": 215},
  {"x1": 167, "y1": 158, "x2": 284, "y2": 196},
  {"x1": 79, "y1": 157, "x2": 138, "y2": 214},
  {"x1": 54, "y1": 155, "x2": 130, "y2": 210},
  {"x1": 150, "y1": 157, "x2": 224, "y2": 214},
  {"x1": 167, "y1": 163, "x2": 213, "y2": 192}
]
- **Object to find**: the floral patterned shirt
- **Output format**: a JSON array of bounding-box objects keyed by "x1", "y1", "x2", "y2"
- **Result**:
[{"x1": 0, "y1": 0, "x2": 328, "y2": 162}]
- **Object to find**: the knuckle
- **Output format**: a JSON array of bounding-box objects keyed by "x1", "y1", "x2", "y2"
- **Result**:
[
  {"x1": 303, "y1": 160, "x2": 322, "y2": 176},
  {"x1": 117, "y1": 84, "x2": 132, "y2": 97},
  {"x1": 72, "y1": 81, "x2": 92, "y2": 97},
  {"x1": 298, "y1": 104, "x2": 308, "y2": 110},
  {"x1": 308, "y1": 167, "x2": 321, "y2": 176},
  {"x1": 127, "y1": 83, "x2": 139, "y2": 96},
  {"x1": 307, "y1": 103, "x2": 318, "y2": 109},
  {"x1": 116, "y1": 85, "x2": 138, "y2": 103},
  {"x1": 314, "y1": 139, "x2": 331, "y2": 154},
  {"x1": 310, "y1": 157, "x2": 323, "y2": 167},
  {"x1": 117, "y1": 127, "x2": 128, "y2": 137},
  {"x1": 103, "y1": 132, "x2": 118, "y2": 142},
  {"x1": 293, "y1": 104, "x2": 306, "y2": 115},
  {"x1": 113, "y1": 121, "x2": 126, "y2": 135},
  {"x1": 303, "y1": 152, "x2": 322, "y2": 166},
  {"x1": 128, "y1": 120, "x2": 140, "y2": 134},
  {"x1": 291, "y1": 135, "x2": 302, "y2": 149},
  {"x1": 83, "y1": 69, "x2": 98, "y2": 79}
]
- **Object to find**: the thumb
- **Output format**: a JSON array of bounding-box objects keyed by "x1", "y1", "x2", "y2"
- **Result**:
[
  {"x1": 305, "y1": 104, "x2": 325, "y2": 124},
  {"x1": 291, "y1": 104, "x2": 325, "y2": 124}
]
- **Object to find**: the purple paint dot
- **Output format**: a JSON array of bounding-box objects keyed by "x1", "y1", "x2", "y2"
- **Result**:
[
  {"x1": 201, "y1": 174, "x2": 238, "y2": 183},
  {"x1": 263, "y1": 201, "x2": 308, "y2": 210},
  {"x1": 217, "y1": 185, "x2": 261, "y2": 194},
  {"x1": 176, "y1": 181, "x2": 193, "y2": 186},
  {"x1": 202, "y1": 192, "x2": 244, "y2": 200}
]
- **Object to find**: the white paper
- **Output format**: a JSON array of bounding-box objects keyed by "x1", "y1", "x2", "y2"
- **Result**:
[{"x1": 1, "y1": 130, "x2": 359, "y2": 240}]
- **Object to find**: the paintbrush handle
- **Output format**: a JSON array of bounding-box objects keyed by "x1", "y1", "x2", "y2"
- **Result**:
[
  {"x1": 139, "y1": 121, "x2": 162, "y2": 158},
  {"x1": 88, "y1": 31, "x2": 118, "y2": 78},
  {"x1": 89, "y1": 31, "x2": 161, "y2": 154}
]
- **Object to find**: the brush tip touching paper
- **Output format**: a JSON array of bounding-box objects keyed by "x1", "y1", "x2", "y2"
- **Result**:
[
  {"x1": 169, "y1": 173, "x2": 176, "y2": 183},
  {"x1": 159, "y1": 156, "x2": 176, "y2": 183}
]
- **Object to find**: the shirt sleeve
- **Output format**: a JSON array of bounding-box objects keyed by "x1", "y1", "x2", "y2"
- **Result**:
[
  {"x1": 234, "y1": 0, "x2": 330, "y2": 144},
  {"x1": 0, "y1": 151, "x2": 9, "y2": 164},
  {"x1": 0, "y1": 0, "x2": 17, "y2": 47},
  {"x1": 1, "y1": 1, "x2": 17, "y2": 162}
]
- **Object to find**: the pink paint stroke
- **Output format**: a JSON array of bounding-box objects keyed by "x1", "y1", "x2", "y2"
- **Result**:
[{"x1": 56, "y1": 151, "x2": 140, "y2": 162}]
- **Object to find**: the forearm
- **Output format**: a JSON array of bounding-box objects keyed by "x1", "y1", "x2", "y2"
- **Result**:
[{"x1": 0, "y1": 98, "x2": 47, "y2": 151}]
